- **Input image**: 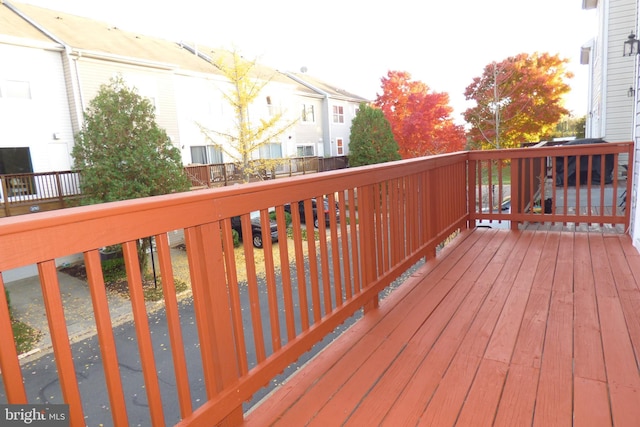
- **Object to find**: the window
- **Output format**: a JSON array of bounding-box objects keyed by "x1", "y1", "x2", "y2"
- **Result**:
[
  {"x1": 1, "y1": 80, "x2": 31, "y2": 99},
  {"x1": 296, "y1": 145, "x2": 315, "y2": 157},
  {"x1": 259, "y1": 143, "x2": 282, "y2": 159},
  {"x1": 333, "y1": 105, "x2": 344, "y2": 123},
  {"x1": 190, "y1": 145, "x2": 223, "y2": 164},
  {"x1": 0, "y1": 147, "x2": 34, "y2": 196},
  {"x1": 336, "y1": 138, "x2": 344, "y2": 155},
  {"x1": 0, "y1": 147, "x2": 33, "y2": 174},
  {"x1": 266, "y1": 96, "x2": 274, "y2": 116},
  {"x1": 301, "y1": 104, "x2": 315, "y2": 123}
]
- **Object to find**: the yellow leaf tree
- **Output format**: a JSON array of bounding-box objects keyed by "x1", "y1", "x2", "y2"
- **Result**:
[{"x1": 199, "y1": 50, "x2": 298, "y2": 182}]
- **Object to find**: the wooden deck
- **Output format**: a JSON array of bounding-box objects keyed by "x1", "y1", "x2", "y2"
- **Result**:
[{"x1": 244, "y1": 228, "x2": 640, "y2": 426}]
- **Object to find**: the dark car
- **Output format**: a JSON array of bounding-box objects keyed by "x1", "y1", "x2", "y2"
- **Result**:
[
  {"x1": 284, "y1": 198, "x2": 339, "y2": 228},
  {"x1": 230, "y1": 211, "x2": 278, "y2": 248}
]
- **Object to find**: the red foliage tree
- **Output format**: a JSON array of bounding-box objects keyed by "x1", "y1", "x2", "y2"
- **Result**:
[
  {"x1": 463, "y1": 52, "x2": 572, "y2": 149},
  {"x1": 375, "y1": 71, "x2": 466, "y2": 158}
]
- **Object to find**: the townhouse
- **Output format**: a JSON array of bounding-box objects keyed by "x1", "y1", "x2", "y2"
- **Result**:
[
  {"x1": 581, "y1": 0, "x2": 640, "y2": 248},
  {"x1": 0, "y1": 1, "x2": 368, "y2": 179}
]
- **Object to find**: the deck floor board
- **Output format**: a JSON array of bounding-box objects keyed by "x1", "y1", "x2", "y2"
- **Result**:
[{"x1": 244, "y1": 229, "x2": 640, "y2": 426}]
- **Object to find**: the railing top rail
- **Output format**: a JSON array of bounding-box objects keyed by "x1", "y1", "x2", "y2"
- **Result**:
[
  {"x1": 0, "y1": 170, "x2": 78, "y2": 178},
  {"x1": 468, "y1": 141, "x2": 633, "y2": 160}
]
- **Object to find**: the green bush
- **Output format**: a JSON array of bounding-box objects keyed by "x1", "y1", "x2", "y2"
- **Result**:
[
  {"x1": 102, "y1": 257, "x2": 127, "y2": 283},
  {"x1": 269, "y1": 210, "x2": 292, "y2": 227},
  {"x1": 5, "y1": 289, "x2": 12, "y2": 319},
  {"x1": 231, "y1": 229, "x2": 241, "y2": 248}
]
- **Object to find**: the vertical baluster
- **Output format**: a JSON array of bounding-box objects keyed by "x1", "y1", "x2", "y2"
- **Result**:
[
  {"x1": 122, "y1": 241, "x2": 165, "y2": 426},
  {"x1": 274, "y1": 206, "x2": 296, "y2": 340},
  {"x1": 84, "y1": 249, "x2": 129, "y2": 425},
  {"x1": 0, "y1": 273, "x2": 27, "y2": 403},
  {"x1": 260, "y1": 209, "x2": 281, "y2": 352},
  {"x1": 38, "y1": 260, "x2": 86, "y2": 427},
  {"x1": 154, "y1": 234, "x2": 193, "y2": 419}
]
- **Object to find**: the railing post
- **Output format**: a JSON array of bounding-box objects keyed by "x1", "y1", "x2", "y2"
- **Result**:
[
  {"x1": 468, "y1": 156, "x2": 476, "y2": 229},
  {"x1": 55, "y1": 172, "x2": 64, "y2": 206},
  {"x1": 1, "y1": 176, "x2": 9, "y2": 217},
  {"x1": 359, "y1": 184, "x2": 379, "y2": 312},
  {"x1": 510, "y1": 158, "x2": 520, "y2": 230},
  {"x1": 624, "y1": 141, "x2": 634, "y2": 229}
]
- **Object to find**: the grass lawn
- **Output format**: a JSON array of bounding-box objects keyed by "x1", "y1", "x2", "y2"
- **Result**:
[
  {"x1": 13, "y1": 318, "x2": 42, "y2": 354},
  {"x1": 479, "y1": 162, "x2": 511, "y2": 184}
]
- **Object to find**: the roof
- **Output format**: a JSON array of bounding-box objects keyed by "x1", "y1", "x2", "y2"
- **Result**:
[
  {"x1": 179, "y1": 43, "x2": 320, "y2": 97},
  {"x1": 4, "y1": 2, "x2": 222, "y2": 75},
  {"x1": 287, "y1": 72, "x2": 370, "y2": 102},
  {"x1": 2, "y1": 1, "x2": 366, "y2": 99},
  {"x1": 0, "y1": 2, "x2": 56, "y2": 45}
]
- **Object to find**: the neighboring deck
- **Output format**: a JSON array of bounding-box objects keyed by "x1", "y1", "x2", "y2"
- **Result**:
[{"x1": 245, "y1": 228, "x2": 640, "y2": 426}]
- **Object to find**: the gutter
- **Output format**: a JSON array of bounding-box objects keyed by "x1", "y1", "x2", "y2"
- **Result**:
[
  {"x1": 0, "y1": 34, "x2": 63, "y2": 50},
  {"x1": 67, "y1": 48, "x2": 177, "y2": 70}
]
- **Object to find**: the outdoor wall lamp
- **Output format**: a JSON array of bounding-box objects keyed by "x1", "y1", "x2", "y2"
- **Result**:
[
  {"x1": 623, "y1": 31, "x2": 640, "y2": 56},
  {"x1": 629, "y1": 86, "x2": 636, "y2": 97}
]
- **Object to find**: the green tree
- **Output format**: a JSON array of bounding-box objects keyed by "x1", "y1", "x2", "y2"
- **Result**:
[
  {"x1": 72, "y1": 75, "x2": 190, "y2": 271},
  {"x1": 348, "y1": 103, "x2": 401, "y2": 166},
  {"x1": 72, "y1": 75, "x2": 190, "y2": 204},
  {"x1": 199, "y1": 50, "x2": 297, "y2": 182}
]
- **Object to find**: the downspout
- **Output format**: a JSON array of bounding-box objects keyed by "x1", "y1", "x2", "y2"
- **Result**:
[{"x1": 283, "y1": 72, "x2": 332, "y2": 157}]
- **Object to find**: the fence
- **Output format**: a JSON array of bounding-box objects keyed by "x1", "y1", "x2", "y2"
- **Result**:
[
  {"x1": 184, "y1": 156, "x2": 348, "y2": 188},
  {"x1": 0, "y1": 171, "x2": 82, "y2": 217}
]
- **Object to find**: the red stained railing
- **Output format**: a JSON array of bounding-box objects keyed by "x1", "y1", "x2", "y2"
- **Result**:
[
  {"x1": 469, "y1": 142, "x2": 633, "y2": 231},
  {"x1": 0, "y1": 142, "x2": 633, "y2": 426}
]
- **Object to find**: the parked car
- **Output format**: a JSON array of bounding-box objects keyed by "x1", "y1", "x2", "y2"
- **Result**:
[
  {"x1": 284, "y1": 198, "x2": 339, "y2": 228},
  {"x1": 230, "y1": 211, "x2": 278, "y2": 248}
]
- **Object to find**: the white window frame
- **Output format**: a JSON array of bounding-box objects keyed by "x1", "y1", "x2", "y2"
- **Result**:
[
  {"x1": 301, "y1": 104, "x2": 315, "y2": 123},
  {"x1": 296, "y1": 145, "x2": 315, "y2": 157},
  {"x1": 332, "y1": 105, "x2": 344, "y2": 123}
]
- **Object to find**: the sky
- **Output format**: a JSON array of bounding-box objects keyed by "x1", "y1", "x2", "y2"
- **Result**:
[{"x1": 19, "y1": 0, "x2": 597, "y2": 123}]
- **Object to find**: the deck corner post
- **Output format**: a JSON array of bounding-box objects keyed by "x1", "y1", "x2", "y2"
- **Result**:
[
  {"x1": 364, "y1": 296, "x2": 380, "y2": 313},
  {"x1": 219, "y1": 406, "x2": 244, "y2": 427},
  {"x1": 467, "y1": 157, "x2": 477, "y2": 229}
]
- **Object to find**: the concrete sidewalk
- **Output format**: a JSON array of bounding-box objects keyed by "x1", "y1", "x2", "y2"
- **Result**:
[
  {"x1": 5, "y1": 245, "x2": 192, "y2": 359},
  {"x1": 5, "y1": 271, "x2": 133, "y2": 356}
]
